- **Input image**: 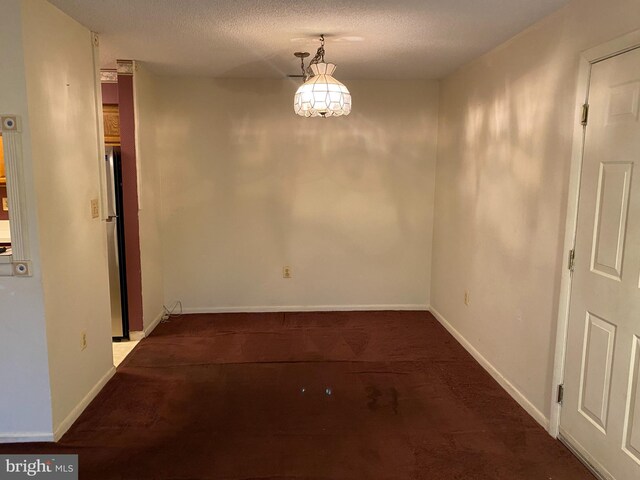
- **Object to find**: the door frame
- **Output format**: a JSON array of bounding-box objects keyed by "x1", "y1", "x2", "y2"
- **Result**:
[{"x1": 550, "y1": 28, "x2": 640, "y2": 438}]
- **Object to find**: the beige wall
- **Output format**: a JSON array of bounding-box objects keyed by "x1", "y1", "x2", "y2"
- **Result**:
[
  {"x1": 151, "y1": 77, "x2": 438, "y2": 311},
  {"x1": 22, "y1": 0, "x2": 113, "y2": 433},
  {"x1": 134, "y1": 64, "x2": 165, "y2": 328},
  {"x1": 431, "y1": 0, "x2": 640, "y2": 425}
]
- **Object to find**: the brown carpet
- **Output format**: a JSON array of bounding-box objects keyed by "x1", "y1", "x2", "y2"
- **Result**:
[{"x1": 0, "y1": 311, "x2": 592, "y2": 479}]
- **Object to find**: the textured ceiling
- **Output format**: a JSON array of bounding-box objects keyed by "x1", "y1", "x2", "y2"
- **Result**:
[{"x1": 50, "y1": 0, "x2": 569, "y2": 79}]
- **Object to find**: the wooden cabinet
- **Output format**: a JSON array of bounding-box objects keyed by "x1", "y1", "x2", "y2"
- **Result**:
[{"x1": 103, "y1": 104, "x2": 121, "y2": 146}]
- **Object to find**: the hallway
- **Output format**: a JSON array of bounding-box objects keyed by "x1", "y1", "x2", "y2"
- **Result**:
[{"x1": 0, "y1": 311, "x2": 592, "y2": 479}]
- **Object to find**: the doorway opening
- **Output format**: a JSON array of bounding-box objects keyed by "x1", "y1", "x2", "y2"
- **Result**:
[
  {"x1": 101, "y1": 70, "x2": 141, "y2": 366},
  {"x1": 0, "y1": 134, "x2": 10, "y2": 258}
]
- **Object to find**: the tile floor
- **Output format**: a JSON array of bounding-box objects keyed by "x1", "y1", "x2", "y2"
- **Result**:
[{"x1": 112, "y1": 339, "x2": 139, "y2": 367}]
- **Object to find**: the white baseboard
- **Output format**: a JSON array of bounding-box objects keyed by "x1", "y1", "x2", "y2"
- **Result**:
[
  {"x1": 129, "y1": 309, "x2": 165, "y2": 341},
  {"x1": 52, "y1": 366, "x2": 116, "y2": 441},
  {"x1": 0, "y1": 432, "x2": 54, "y2": 443},
  {"x1": 428, "y1": 306, "x2": 549, "y2": 430},
  {"x1": 183, "y1": 304, "x2": 429, "y2": 314},
  {"x1": 144, "y1": 310, "x2": 164, "y2": 336}
]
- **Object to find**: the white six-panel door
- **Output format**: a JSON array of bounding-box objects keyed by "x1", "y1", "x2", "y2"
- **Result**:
[{"x1": 561, "y1": 46, "x2": 640, "y2": 480}]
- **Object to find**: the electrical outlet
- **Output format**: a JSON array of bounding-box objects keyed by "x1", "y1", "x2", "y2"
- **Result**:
[
  {"x1": 90, "y1": 199, "x2": 99, "y2": 219},
  {"x1": 80, "y1": 331, "x2": 88, "y2": 351},
  {"x1": 2, "y1": 197, "x2": 7, "y2": 211},
  {"x1": 464, "y1": 290, "x2": 470, "y2": 306},
  {"x1": 283, "y1": 266, "x2": 292, "y2": 279}
]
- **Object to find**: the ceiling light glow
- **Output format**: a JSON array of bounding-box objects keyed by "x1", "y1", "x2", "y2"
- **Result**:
[{"x1": 292, "y1": 35, "x2": 352, "y2": 118}]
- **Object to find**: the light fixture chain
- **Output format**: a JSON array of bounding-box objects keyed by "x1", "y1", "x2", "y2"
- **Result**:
[{"x1": 307, "y1": 34, "x2": 326, "y2": 74}]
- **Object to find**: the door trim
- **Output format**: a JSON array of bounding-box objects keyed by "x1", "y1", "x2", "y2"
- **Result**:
[
  {"x1": 558, "y1": 431, "x2": 612, "y2": 480},
  {"x1": 550, "y1": 29, "x2": 640, "y2": 438}
]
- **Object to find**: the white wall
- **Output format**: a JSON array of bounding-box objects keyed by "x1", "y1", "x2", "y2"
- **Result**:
[
  {"x1": 431, "y1": 0, "x2": 640, "y2": 426},
  {"x1": 150, "y1": 77, "x2": 438, "y2": 311},
  {"x1": 0, "y1": 0, "x2": 113, "y2": 441},
  {"x1": 134, "y1": 64, "x2": 165, "y2": 329},
  {"x1": 0, "y1": 0, "x2": 53, "y2": 441},
  {"x1": 20, "y1": 0, "x2": 114, "y2": 434}
]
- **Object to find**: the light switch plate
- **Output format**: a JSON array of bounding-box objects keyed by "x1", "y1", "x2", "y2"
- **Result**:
[
  {"x1": 283, "y1": 266, "x2": 292, "y2": 279},
  {"x1": 90, "y1": 198, "x2": 99, "y2": 219},
  {"x1": 2, "y1": 197, "x2": 7, "y2": 211}
]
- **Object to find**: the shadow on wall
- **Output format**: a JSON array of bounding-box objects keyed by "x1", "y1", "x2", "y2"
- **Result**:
[
  {"x1": 151, "y1": 77, "x2": 438, "y2": 307},
  {"x1": 435, "y1": 25, "x2": 577, "y2": 414}
]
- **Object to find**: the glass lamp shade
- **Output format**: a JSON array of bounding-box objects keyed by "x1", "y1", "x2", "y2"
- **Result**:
[{"x1": 294, "y1": 63, "x2": 351, "y2": 117}]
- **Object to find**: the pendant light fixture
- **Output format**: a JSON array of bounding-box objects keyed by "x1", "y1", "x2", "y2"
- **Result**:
[{"x1": 293, "y1": 35, "x2": 352, "y2": 118}]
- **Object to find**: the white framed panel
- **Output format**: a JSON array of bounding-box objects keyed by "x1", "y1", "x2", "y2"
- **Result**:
[
  {"x1": 590, "y1": 162, "x2": 633, "y2": 281},
  {"x1": 0, "y1": 115, "x2": 32, "y2": 276},
  {"x1": 606, "y1": 81, "x2": 640, "y2": 125},
  {"x1": 578, "y1": 312, "x2": 616, "y2": 433}
]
